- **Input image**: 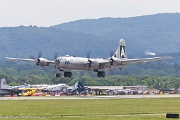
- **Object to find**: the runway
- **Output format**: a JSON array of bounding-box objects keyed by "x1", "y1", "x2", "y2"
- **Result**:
[{"x1": 0, "y1": 94, "x2": 180, "y2": 100}]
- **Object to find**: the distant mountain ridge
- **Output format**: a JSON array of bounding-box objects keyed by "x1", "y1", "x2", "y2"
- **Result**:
[
  {"x1": 51, "y1": 13, "x2": 180, "y2": 55},
  {"x1": 0, "y1": 13, "x2": 180, "y2": 60}
]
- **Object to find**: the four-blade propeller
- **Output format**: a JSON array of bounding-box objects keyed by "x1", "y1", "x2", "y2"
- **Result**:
[
  {"x1": 109, "y1": 50, "x2": 114, "y2": 65},
  {"x1": 86, "y1": 52, "x2": 92, "y2": 67}
]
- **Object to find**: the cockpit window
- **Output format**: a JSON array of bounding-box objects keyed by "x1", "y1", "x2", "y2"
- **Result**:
[{"x1": 65, "y1": 55, "x2": 70, "y2": 57}]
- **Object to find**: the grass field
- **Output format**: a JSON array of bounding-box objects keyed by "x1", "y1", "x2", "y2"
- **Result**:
[{"x1": 0, "y1": 97, "x2": 180, "y2": 120}]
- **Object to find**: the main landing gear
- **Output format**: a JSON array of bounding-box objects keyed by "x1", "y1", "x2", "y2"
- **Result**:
[
  {"x1": 97, "y1": 71, "x2": 105, "y2": 77},
  {"x1": 56, "y1": 71, "x2": 72, "y2": 78},
  {"x1": 64, "y1": 71, "x2": 72, "y2": 78},
  {"x1": 56, "y1": 71, "x2": 105, "y2": 78}
]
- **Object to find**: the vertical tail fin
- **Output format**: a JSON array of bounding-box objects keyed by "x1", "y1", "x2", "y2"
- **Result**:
[
  {"x1": 1, "y1": 78, "x2": 10, "y2": 89},
  {"x1": 114, "y1": 39, "x2": 127, "y2": 58}
]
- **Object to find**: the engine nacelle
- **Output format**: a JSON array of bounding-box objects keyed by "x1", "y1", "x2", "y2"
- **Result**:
[
  {"x1": 87, "y1": 59, "x2": 92, "y2": 67},
  {"x1": 109, "y1": 58, "x2": 114, "y2": 65},
  {"x1": 111, "y1": 57, "x2": 122, "y2": 65},
  {"x1": 36, "y1": 58, "x2": 50, "y2": 67}
]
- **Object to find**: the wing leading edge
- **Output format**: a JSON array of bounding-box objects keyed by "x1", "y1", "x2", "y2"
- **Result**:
[
  {"x1": 120, "y1": 56, "x2": 172, "y2": 65},
  {"x1": 5, "y1": 57, "x2": 55, "y2": 66},
  {"x1": 5, "y1": 57, "x2": 37, "y2": 62}
]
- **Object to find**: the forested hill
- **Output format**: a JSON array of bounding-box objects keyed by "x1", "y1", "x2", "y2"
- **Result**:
[
  {"x1": 0, "y1": 26, "x2": 108, "y2": 59},
  {"x1": 52, "y1": 13, "x2": 180, "y2": 56},
  {"x1": 0, "y1": 13, "x2": 180, "y2": 60}
]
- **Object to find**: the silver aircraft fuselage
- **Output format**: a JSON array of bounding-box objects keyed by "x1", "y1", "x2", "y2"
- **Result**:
[{"x1": 54, "y1": 56, "x2": 112, "y2": 71}]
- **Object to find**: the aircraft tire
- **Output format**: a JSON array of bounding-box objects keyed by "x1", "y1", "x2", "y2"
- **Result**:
[
  {"x1": 68, "y1": 72, "x2": 72, "y2": 77},
  {"x1": 97, "y1": 71, "x2": 105, "y2": 77},
  {"x1": 64, "y1": 72, "x2": 68, "y2": 77},
  {"x1": 64, "y1": 72, "x2": 72, "y2": 78},
  {"x1": 102, "y1": 71, "x2": 105, "y2": 77},
  {"x1": 97, "y1": 72, "x2": 101, "y2": 77},
  {"x1": 56, "y1": 73, "x2": 61, "y2": 78}
]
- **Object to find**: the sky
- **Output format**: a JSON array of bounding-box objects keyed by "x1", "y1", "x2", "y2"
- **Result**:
[{"x1": 0, "y1": 0, "x2": 180, "y2": 27}]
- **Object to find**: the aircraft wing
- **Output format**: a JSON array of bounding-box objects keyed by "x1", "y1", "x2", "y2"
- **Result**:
[
  {"x1": 94, "y1": 59, "x2": 110, "y2": 69},
  {"x1": 97, "y1": 56, "x2": 172, "y2": 70},
  {"x1": 5, "y1": 57, "x2": 55, "y2": 66},
  {"x1": 120, "y1": 56, "x2": 172, "y2": 65},
  {"x1": 5, "y1": 57, "x2": 37, "y2": 62}
]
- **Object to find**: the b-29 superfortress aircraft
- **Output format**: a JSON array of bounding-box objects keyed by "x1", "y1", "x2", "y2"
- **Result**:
[{"x1": 6, "y1": 39, "x2": 172, "y2": 78}]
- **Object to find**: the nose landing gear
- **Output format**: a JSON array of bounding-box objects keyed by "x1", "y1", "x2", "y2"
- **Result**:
[{"x1": 97, "y1": 71, "x2": 105, "y2": 77}]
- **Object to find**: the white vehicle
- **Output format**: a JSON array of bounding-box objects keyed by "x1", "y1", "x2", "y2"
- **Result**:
[{"x1": 6, "y1": 39, "x2": 172, "y2": 78}]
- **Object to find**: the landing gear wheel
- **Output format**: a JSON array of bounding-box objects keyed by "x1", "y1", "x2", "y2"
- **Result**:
[
  {"x1": 102, "y1": 71, "x2": 105, "y2": 77},
  {"x1": 97, "y1": 72, "x2": 101, "y2": 77},
  {"x1": 55, "y1": 73, "x2": 61, "y2": 78},
  {"x1": 64, "y1": 71, "x2": 72, "y2": 78},
  {"x1": 97, "y1": 71, "x2": 105, "y2": 77},
  {"x1": 68, "y1": 72, "x2": 72, "y2": 77}
]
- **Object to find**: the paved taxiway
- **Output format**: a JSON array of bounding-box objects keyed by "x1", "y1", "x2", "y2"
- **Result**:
[{"x1": 0, "y1": 94, "x2": 180, "y2": 100}]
